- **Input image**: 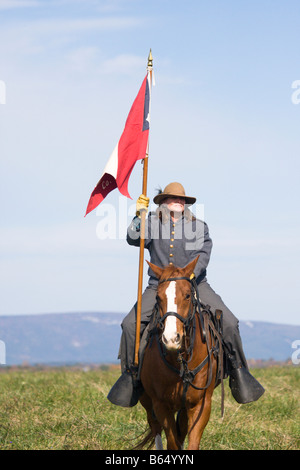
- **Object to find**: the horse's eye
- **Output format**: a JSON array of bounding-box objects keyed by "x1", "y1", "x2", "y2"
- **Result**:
[{"x1": 185, "y1": 294, "x2": 190, "y2": 300}]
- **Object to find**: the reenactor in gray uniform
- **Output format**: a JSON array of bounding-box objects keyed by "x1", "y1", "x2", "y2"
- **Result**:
[{"x1": 108, "y1": 183, "x2": 264, "y2": 407}]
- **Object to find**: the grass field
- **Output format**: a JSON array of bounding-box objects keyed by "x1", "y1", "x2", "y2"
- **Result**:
[{"x1": 0, "y1": 365, "x2": 299, "y2": 450}]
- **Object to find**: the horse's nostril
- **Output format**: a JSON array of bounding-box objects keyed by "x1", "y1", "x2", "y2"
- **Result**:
[{"x1": 162, "y1": 333, "x2": 181, "y2": 347}]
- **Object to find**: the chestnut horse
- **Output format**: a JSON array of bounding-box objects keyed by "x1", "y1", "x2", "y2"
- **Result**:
[{"x1": 137, "y1": 257, "x2": 224, "y2": 450}]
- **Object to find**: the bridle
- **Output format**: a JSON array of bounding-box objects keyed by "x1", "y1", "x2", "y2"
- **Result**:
[
  {"x1": 153, "y1": 273, "x2": 224, "y2": 415},
  {"x1": 157, "y1": 274, "x2": 207, "y2": 343}
]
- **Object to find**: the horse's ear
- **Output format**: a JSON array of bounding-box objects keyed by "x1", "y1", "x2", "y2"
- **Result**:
[
  {"x1": 146, "y1": 260, "x2": 164, "y2": 279},
  {"x1": 183, "y1": 256, "x2": 200, "y2": 277}
]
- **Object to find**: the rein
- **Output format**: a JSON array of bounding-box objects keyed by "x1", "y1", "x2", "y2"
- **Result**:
[{"x1": 154, "y1": 274, "x2": 225, "y2": 416}]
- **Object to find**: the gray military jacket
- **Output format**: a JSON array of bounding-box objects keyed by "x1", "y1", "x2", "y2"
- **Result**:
[{"x1": 127, "y1": 209, "x2": 212, "y2": 286}]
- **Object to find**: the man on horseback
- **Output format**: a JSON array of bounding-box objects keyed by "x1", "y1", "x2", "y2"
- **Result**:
[{"x1": 108, "y1": 182, "x2": 264, "y2": 407}]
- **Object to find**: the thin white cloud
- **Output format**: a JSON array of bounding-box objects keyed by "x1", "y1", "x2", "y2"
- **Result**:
[
  {"x1": 66, "y1": 46, "x2": 100, "y2": 72},
  {"x1": 101, "y1": 54, "x2": 146, "y2": 75},
  {"x1": 0, "y1": 15, "x2": 143, "y2": 61},
  {"x1": 65, "y1": 48, "x2": 146, "y2": 77},
  {"x1": 14, "y1": 16, "x2": 142, "y2": 34},
  {"x1": 0, "y1": 0, "x2": 40, "y2": 9},
  {"x1": 0, "y1": 15, "x2": 144, "y2": 77}
]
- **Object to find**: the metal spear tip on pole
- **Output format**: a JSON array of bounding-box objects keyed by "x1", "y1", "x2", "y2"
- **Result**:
[{"x1": 147, "y1": 49, "x2": 153, "y2": 69}]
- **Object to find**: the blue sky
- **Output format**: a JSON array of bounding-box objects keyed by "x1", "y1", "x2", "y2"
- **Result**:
[{"x1": 0, "y1": 0, "x2": 299, "y2": 325}]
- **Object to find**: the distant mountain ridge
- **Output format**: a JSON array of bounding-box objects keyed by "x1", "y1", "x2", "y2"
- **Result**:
[{"x1": 0, "y1": 312, "x2": 299, "y2": 366}]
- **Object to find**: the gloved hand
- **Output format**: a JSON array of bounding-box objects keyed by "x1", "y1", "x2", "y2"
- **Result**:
[{"x1": 136, "y1": 194, "x2": 150, "y2": 217}]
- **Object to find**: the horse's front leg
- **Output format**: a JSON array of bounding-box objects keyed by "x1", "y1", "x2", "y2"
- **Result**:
[
  {"x1": 153, "y1": 400, "x2": 180, "y2": 450},
  {"x1": 177, "y1": 408, "x2": 188, "y2": 449},
  {"x1": 186, "y1": 393, "x2": 213, "y2": 450},
  {"x1": 140, "y1": 393, "x2": 163, "y2": 449}
]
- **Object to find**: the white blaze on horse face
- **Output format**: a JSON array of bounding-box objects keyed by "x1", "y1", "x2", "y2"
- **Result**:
[{"x1": 163, "y1": 281, "x2": 180, "y2": 350}]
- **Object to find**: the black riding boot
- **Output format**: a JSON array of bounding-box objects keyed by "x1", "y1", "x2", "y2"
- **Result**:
[
  {"x1": 226, "y1": 350, "x2": 265, "y2": 404},
  {"x1": 107, "y1": 366, "x2": 144, "y2": 408},
  {"x1": 229, "y1": 366, "x2": 265, "y2": 404}
]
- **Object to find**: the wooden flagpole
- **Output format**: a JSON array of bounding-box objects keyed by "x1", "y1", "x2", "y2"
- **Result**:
[{"x1": 134, "y1": 50, "x2": 153, "y2": 366}]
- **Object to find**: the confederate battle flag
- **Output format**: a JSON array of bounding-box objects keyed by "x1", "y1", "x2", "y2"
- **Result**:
[{"x1": 85, "y1": 73, "x2": 151, "y2": 216}]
